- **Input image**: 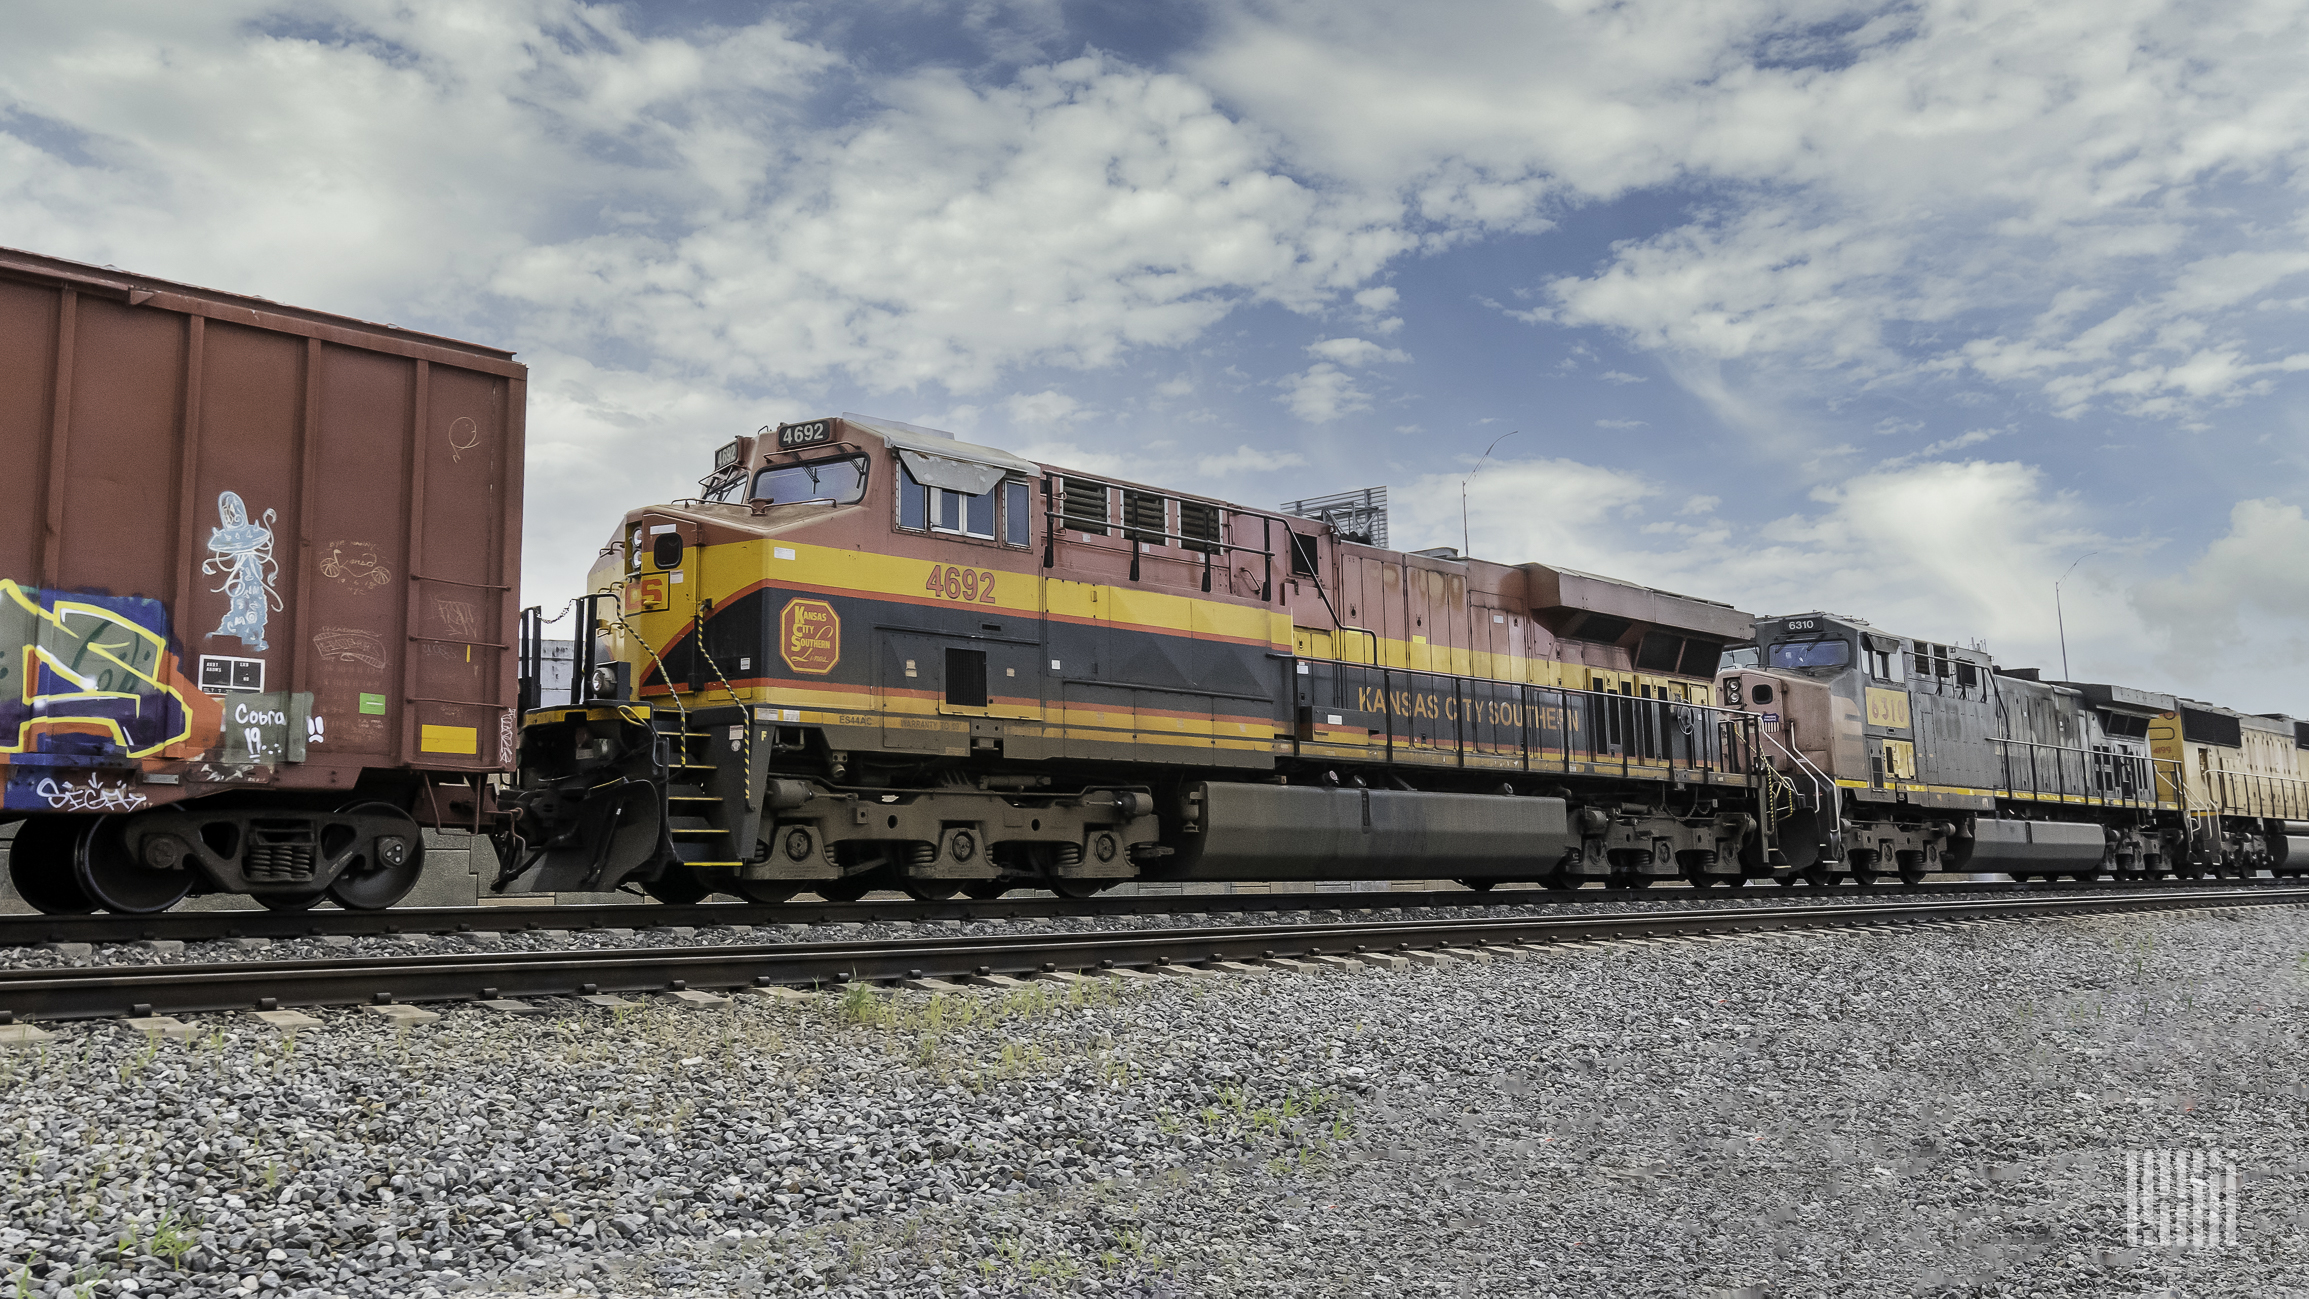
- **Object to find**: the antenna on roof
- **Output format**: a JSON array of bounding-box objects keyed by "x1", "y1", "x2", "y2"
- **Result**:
[{"x1": 1461, "y1": 431, "x2": 1517, "y2": 561}]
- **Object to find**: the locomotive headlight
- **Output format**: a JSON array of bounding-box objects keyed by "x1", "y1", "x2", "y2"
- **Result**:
[
  {"x1": 1723, "y1": 678, "x2": 1742, "y2": 707},
  {"x1": 590, "y1": 665, "x2": 619, "y2": 699}
]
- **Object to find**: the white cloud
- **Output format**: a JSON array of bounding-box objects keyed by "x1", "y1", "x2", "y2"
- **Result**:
[
  {"x1": 1197, "y1": 445, "x2": 1310, "y2": 478},
  {"x1": 1878, "y1": 426, "x2": 2006, "y2": 468},
  {"x1": 1277, "y1": 363, "x2": 1372, "y2": 422},
  {"x1": 2132, "y1": 499, "x2": 2309, "y2": 696},
  {"x1": 1598, "y1": 370, "x2": 1648, "y2": 385},
  {"x1": 1595, "y1": 418, "x2": 1647, "y2": 429},
  {"x1": 1003, "y1": 390, "x2": 1090, "y2": 427},
  {"x1": 1195, "y1": 0, "x2": 2309, "y2": 422},
  {"x1": 1393, "y1": 457, "x2": 1660, "y2": 574},
  {"x1": 1304, "y1": 336, "x2": 1411, "y2": 367}
]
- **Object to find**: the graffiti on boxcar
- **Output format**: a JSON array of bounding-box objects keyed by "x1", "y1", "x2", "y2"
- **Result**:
[
  {"x1": 203, "y1": 491, "x2": 282, "y2": 652},
  {"x1": 448, "y1": 416, "x2": 480, "y2": 463},
  {"x1": 313, "y1": 626, "x2": 388, "y2": 670},
  {"x1": 32, "y1": 773, "x2": 146, "y2": 812},
  {"x1": 319, "y1": 540, "x2": 392, "y2": 591},
  {"x1": 434, "y1": 598, "x2": 481, "y2": 641},
  {"x1": 0, "y1": 579, "x2": 206, "y2": 760},
  {"x1": 221, "y1": 690, "x2": 311, "y2": 765}
]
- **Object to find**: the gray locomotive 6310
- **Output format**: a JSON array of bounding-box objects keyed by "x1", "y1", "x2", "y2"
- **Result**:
[{"x1": 1719, "y1": 612, "x2": 2307, "y2": 884}]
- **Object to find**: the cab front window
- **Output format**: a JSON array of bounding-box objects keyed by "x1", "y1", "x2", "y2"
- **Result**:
[
  {"x1": 1767, "y1": 639, "x2": 1851, "y2": 670},
  {"x1": 752, "y1": 455, "x2": 868, "y2": 506}
]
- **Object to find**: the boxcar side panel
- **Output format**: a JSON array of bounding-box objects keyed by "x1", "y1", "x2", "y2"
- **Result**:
[
  {"x1": 0, "y1": 281, "x2": 59, "y2": 581},
  {"x1": 309, "y1": 343, "x2": 417, "y2": 769},
  {"x1": 56, "y1": 296, "x2": 188, "y2": 603}
]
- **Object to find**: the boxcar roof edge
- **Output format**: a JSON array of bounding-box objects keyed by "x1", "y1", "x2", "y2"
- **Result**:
[{"x1": 0, "y1": 245, "x2": 523, "y2": 377}]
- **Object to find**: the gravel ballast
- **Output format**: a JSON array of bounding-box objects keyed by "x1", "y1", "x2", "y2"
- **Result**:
[{"x1": 3, "y1": 904, "x2": 2305, "y2": 1297}]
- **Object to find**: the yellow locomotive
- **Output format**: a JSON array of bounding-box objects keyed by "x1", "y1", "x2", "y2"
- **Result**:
[
  {"x1": 2148, "y1": 702, "x2": 2309, "y2": 871},
  {"x1": 495, "y1": 415, "x2": 1773, "y2": 902}
]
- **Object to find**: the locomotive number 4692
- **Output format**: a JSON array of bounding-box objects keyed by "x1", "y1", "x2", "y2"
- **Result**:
[{"x1": 925, "y1": 564, "x2": 997, "y2": 604}]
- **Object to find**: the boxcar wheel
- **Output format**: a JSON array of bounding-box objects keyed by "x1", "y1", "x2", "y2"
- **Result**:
[
  {"x1": 903, "y1": 881, "x2": 962, "y2": 901},
  {"x1": 731, "y1": 879, "x2": 799, "y2": 904},
  {"x1": 257, "y1": 890, "x2": 328, "y2": 912},
  {"x1": 7, "y1": 817, "x2": 97, "y2": 915},
  {"x1": 962, "y1": 881, "x2": 1010, "y2": 900},
  {"x1": 76, "y1": 815, "x2": 193, "y2": 915},
  {"x1": 326, "y1": 803, "x2": 427, "y2": 911},
  {"x1": 1458, "y1": 879, "x2": 1498, "y2": 892}
]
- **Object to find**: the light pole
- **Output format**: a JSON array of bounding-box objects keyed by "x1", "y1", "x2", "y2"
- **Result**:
[
  {"x1": 2055, "y1": 551, "x2": 2100, "y2": 681},
  {"x1": 1461, "y1": 431, "x2": 1518, "y2": 560}
]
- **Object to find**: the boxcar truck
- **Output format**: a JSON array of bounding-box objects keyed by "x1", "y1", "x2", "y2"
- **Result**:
[{"x1": 0, "y1": 247, "x2": 524, "y2": 914}]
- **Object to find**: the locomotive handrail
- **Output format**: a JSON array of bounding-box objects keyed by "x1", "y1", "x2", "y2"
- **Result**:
[
  {"x1": 2203, "y1": 767, "x2": 2309, "y2": 819},
  {"x1": 1757, "y1": 727, "x2": 1833, "y2": 808},
  {"x1": 1989, "y1": 736, "x2": 2178, "y2": 810}
]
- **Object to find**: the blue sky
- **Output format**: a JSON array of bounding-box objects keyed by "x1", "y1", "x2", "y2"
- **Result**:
[{"x1": 6, "y1": 0, "x2": 2307, "y2": 712}]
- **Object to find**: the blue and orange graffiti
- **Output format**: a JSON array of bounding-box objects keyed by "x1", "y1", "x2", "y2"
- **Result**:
[{"x1": 0, "y1": 579, "x2": 215, "y2": 770}]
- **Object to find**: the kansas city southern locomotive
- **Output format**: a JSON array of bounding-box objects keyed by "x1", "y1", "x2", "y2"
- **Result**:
[
  {"x1": 5, "y1": 247, "x2": 2305, "y2": 915},
  {"x1": 494, "y1": 415, "x2": 1773, "y2": 903}
]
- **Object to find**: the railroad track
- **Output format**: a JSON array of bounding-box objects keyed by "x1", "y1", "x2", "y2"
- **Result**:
[
  {"x1": 3, "y1": 874, "x2": 2301, "y2": 948},
  {"x1": 4, "y1": 887, "x2": 2304, "y2": 1024}
]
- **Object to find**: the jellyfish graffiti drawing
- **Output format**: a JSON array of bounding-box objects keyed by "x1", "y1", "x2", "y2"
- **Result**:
[{"x1": 203, "y1": 491, "x2": 281, "y2": 651}]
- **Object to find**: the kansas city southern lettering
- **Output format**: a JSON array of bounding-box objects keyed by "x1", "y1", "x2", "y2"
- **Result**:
[
  {"x1": 1350, "y1": 686, "x2": 1586, "y2": 733},
  {"x1": 779, "y1": 598, "x2": 841, "y2": 675}
]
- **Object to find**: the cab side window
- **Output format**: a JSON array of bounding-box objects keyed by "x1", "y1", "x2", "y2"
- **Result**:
[{"x1": 1865, "y1": 642, "x2": 1899, "y2": 680}]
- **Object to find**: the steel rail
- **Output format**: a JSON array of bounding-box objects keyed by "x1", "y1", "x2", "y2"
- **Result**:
[
  {"x1": 2, "y1": 875, "x2": 2302, "y2": 949},
  {"x1": 4, "y1": 887, "x2": 2304, "y2": 1023}
]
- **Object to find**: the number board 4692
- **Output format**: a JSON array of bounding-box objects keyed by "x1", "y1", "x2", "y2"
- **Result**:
[{"x1": 925, "y1": 564, "x2": 998, "y2": 604}]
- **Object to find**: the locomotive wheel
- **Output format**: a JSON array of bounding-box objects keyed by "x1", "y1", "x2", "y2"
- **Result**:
[
  {"x1": 962, "y1": 881, "x2": 1010, "y2": 900},
  {"x1": 1800, "y1": 865, "x2": 1834, "y2": 887},
  {"x1": 75, "y1": 815, "x2": 193, "y2": 915},
  {"x1": 641, "y1": 866, "x2": 713, "y2": 906},
  {"x1": 731, "y1": 879, "x2": 799, "y2": 904},
  {"x1": 1458, "y1": 879, "x2": 1498, "y2": 893},
  {"x1": 1050, "y1": 878, "x2": 1111, "y2": 899},
  {"x1": 816, "y1": 875, "x2": 874, "y2": 902},
  {"x1": 7, "y1": 817, "x2": 97, "y2": 915},
  {"x1": 1686, "y1": 872, "x2": 1718, "y2": 888},
  {"x1": 327, "y1": 803, "x2": 428, "y2": 911},
  {"x1": 1898, "y1": 868, "x2": 1927, "y2": 886},
  {"x1": 257, "y1": 890, "x2": 328, "y2": 912},
  {"x1": 903, "y1": 880, "x2": 962, "y2": 902},
  {"x1": 1776, "y1": 874, "x2": 1803, "y2": 888}
]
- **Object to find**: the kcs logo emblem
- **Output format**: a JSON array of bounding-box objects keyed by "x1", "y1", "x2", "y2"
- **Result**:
[{"x1": 779, "y1": 599, "x2": 840, "y2": 675}]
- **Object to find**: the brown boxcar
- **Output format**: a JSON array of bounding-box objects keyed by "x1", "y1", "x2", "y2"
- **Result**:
[{"x1": 0, "y1": 247, "x2": 524, "y2": 913}]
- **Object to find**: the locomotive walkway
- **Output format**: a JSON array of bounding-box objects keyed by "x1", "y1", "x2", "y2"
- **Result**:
[{"x1": 2, "y1": 885, "x2": 2303, "y2": 1023}]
